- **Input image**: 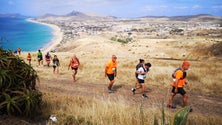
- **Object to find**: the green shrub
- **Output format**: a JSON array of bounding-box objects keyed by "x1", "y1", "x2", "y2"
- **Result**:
[
  {"x1": 117, "y1": 39, "x2": 127, "y2": 43},
  {"x1": 153, "y1": 105, "x2": 191, "y2": 125},
  {"x1": 172, "y1": 106, "x2": 191, "y2": 125},
  {"x1": 0, "y1": 48, "x2": 42, "y2": 117},
  {"x1": 170, "y1": 29, "x2": 184, "y2": 35},
  {"x1": 111, "y1": 37, "x2": 117, "y2": 41},
  {"x1": 117, "y1": 38, "x2": 132, "y2": 44}
]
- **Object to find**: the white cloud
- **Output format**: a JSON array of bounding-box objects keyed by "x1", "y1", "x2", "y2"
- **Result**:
[
  {"x1": 174, "y1": 6, "x2": 189, "y2": 10},
  {"x1": 192, "y1": 5, "x2": 201, "y2": 9},
  {"x1": 212, "y1": 5, "x2": 222, "y2": 9},
  {"x1": 140, "y1": 5, "x2": 171, "y2": 16},
  {"x1": 159, "y1": 5, "x2": 168, "y2": 8},
  {"x1": 3, "y1": 0, "x2": 222, "y2": 17},
  {"x1": 26, "y1": 0, "x2": 133, "y2": 16},
  {"x1": 142, "y1": 5, "x2": 155, "y2": 12}
]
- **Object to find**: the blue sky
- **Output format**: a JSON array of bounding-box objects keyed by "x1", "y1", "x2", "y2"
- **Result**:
[{"x1": 1, "y1": 0, "x2": 222, "y2": 18}]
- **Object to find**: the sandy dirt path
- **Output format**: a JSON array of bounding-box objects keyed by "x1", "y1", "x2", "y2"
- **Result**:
[{"x1": 39, "y1": 76, "x2": 222, "y2": 117}]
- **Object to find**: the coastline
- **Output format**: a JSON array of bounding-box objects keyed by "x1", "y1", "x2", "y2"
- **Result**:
[{"x1": 27, "y1": 18, "x2": 63, "y2": 52}]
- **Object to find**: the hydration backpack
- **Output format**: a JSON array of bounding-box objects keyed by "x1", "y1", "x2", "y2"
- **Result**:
[{"x1": 172, "y1": 68, "x2": 186, "y2": 80}]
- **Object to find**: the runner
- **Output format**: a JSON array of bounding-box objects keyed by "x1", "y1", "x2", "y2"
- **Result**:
[
  {"x1": 134, "y1": 59, "x2": 145, "y2": 88},
  {"x1": 37, "y1": 50, "x2": 43, "y2": 66},
  {"x1": 45, "y1": 52, "x2": 51, "y2": 67},
  {"x1": 26, "y1": 53, "x2": 32, "y2": 65},
  {"x1": 68, "y1": 54, "x2": 80, "y2": 82},
  {"x1": 105, "y1": 55, "x2": 117, "y2": 93},
  {"x1": 17, "y1": 48, "x2": 21, "y2": 55},
  {"x1": 167, "y1": 61, "x2": 190, "y2": 108},
  {"x1": 52, "y1": 55, "x2": 60, "y2": 74},
  {"x1": 14, "y1": 50, "x2": 17, "y2": 54},
  {"x1": 131, "y1": 63, "x2": 152, "y2": 98}
]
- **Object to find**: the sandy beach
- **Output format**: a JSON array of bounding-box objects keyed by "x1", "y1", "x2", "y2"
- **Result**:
[{"x1": 27, "y1": 18, "x2": 63, "y2": 52}]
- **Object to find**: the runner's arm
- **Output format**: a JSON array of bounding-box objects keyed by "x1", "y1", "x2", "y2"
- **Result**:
[
  {"x1": 58, "y1": 59, "x2": 60, "y2": 66},
  {"x1": 76, "y1": 58, "x2": 80, "y2": 66},
  {"x1": 105, "y1": 66, "x2": 108, "y2": 77},
  {"x1": 136, "y1": 70, "x2": 145, "y2": 75},
  {"x1": 184, "y1": 81, "x2": 190, "y2": 89},
  {"x1": 174, "y1": 79, "x2": 179, "y2": 93},
  {"x1": 68, "y1": 60, "x2": 71, "y2": 70}
]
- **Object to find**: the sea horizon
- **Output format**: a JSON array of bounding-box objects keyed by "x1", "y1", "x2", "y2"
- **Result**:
[{"x1": 0, "y1": 17, "x2": 53, "y2": 52}]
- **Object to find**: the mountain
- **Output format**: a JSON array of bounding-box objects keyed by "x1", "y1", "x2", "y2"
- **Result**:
[
  {"x1": 168, "y1": 14, "x2": 221, "y2": 22},
  {"x1": 0, "y1": 13, "x2": 28, "y2": 18},
  {"x1": 37, "y1": 10, "x2": 222, "y2": 23},
  {"x1": 140, "y1": 14, "x2": 222, "y2": 23},
  {"x1": 38, "y1": 10, "x2": 116, "y2": 21},
  {"x1": 65, "y1": 10, "x2": 86, "y2": 17},
  {"x1": 39, "y1": 13, "x2": 60, "y2": 18}
]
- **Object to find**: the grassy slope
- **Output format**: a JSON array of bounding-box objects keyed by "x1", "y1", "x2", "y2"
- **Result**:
[{"x1": 10, "y1": 34, "x2": 222, "y2": 125}]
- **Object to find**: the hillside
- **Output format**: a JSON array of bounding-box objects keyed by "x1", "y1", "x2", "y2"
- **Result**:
[
  {"x1": 38, "y1": 10, "x2": 116, "y2": 21},
  {"x1": 1, "y1": 34, "x2": 221, "y2": 124},
  {"x1": 1, "y1": 11, "x2": 222, "y2": 124}
]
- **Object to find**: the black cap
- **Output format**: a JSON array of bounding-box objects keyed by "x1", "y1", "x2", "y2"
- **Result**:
[
  {"x1": 139, "y1": 59, "x2": 144, "y2": 63},
  {"x1": 145, "y1": 63, "x2": 152, "y2": 67}
]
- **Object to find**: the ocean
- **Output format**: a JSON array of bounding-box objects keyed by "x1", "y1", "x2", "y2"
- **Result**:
[{"x1": 0, "y1": 17, "x2": 53, "y2": 52}]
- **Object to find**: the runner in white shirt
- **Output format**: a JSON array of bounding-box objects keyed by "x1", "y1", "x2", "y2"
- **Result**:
[{"x1": 131, "y1": 63, "x2": 152, "y2": 98}]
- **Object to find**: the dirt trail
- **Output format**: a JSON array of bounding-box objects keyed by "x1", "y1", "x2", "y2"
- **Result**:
[{"x1": 40, "y1": 77, "x2": 222, "y2": 117}]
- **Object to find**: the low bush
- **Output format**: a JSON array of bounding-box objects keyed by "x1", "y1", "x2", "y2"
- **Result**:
[{"x1": 0, "y1": 48, "x2": 42, "y2": 117}]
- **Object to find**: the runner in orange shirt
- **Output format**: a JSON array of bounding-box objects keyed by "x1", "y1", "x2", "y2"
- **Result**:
[
  {"x1": 105, "y1": 55, "x2": 117, "y2": 93},
  {"x1": 26, "y1": 53, "x2": 32, "y2": 65},
  {"x1": 167, "y1": 61, "x2": 190, "y2": 108},
  {"x1": 17, "y1": 48, "x2": 21, "y2": 55},
  {"x1": 68, "y1": 54, "x2": 80, "y2": 82}
]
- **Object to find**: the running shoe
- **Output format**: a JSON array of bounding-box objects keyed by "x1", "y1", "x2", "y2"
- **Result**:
[
  {"x1": 108, "y1": 87, "x2": 114, "y2": 93},
  {"x1": 142, "y1": 94, "x2": 148, "y2": 98},
  {"x1": 131, "y1": 88, "x2": 136, "y2": 95},
  {"x1": 189, "y1": 107, "x2": 193, "y2": 112},
  {"x1": 167, "y1": 104, "x2": 176, "y2": 109}
]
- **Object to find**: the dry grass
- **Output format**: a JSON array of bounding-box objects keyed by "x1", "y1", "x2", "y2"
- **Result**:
[
  {"x1": 15, "y1": 35, "x2": 222, "y2": 125},
  {"x1": 41, "y1": 91, "x2": 160, "y2": 125}
]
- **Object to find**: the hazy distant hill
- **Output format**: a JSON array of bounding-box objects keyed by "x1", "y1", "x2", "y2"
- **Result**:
[
  {"x1": 38, "y1": 10, "x2": 222, "y2": 23},
  {"x1": 65, "y1": 10, "x2": 86, "y2": 17},
  {"x1": 39, "y1": 13, "x2": 60, "y2": 18},
  {"x1": 38, "y1": 10, "x2": 116, "y2": 21},
  {"x1": 0, "y1": 13, "x2": 28, "y2": 18},
  {"x1": 169, "y1": 14, "x2": 222, "y2": 22},
  {"x1": 142, "y1": 14, "x2": 222, "y2": 23}
]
